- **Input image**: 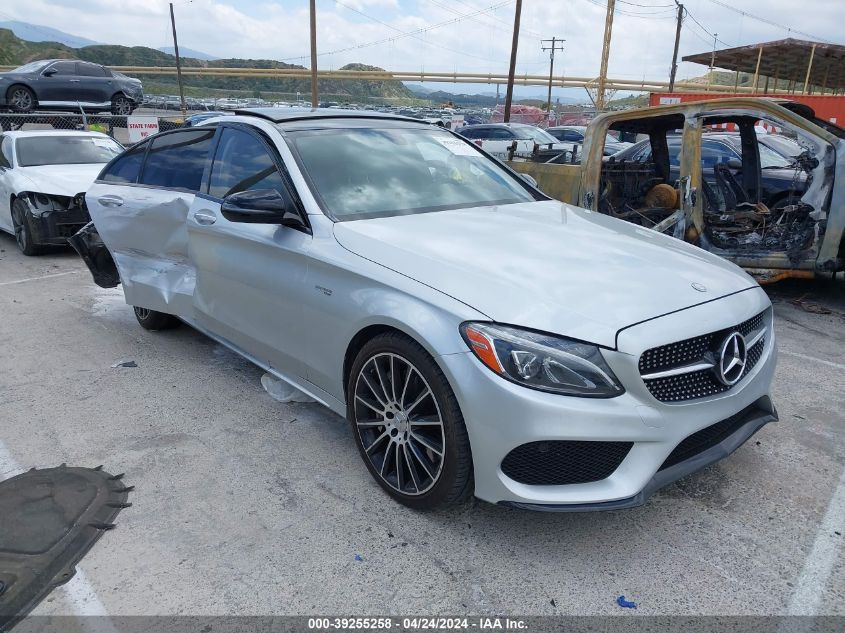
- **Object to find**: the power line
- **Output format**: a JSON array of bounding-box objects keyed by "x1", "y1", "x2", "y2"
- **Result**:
[
  {"x1": 447, "y1": 0, "x2": 542, "y2": 37},
  {"x1": 582, "y1": 0, "x2": 675, "y2": 19},
  {"x1": 618, "y1": 0, "x2": 674, "y2": 7},
  {"x1": 287, "y1": 0, "x2": 515, "y2": 63},
  {"x1": 702, "y1": 0, "x2": 830, "y2": 43},
  {"x1": 683, "y1": 7, "x2": 731, "y2": 47}
]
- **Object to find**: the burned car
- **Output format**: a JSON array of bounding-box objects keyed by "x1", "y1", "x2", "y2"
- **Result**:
[
  {"x1": 510, "y1": 98, "x2": 845, "y2": 283},
  {"x1": 0, "y1": 130, "x2": 123, "y2": 254}
]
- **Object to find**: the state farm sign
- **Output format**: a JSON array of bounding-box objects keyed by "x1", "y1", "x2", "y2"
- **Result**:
[{"x1": 127, "y1": 116, "x2": 160, "y2": 143}]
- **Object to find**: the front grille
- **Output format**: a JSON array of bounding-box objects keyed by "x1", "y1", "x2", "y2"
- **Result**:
[
  {"x1": 658, "y1": 404, "x2": 757, "y2": 470},
  {"x1": 639, "y1": 310, "x2": 767, "y2": 403},
  {"x1": 501, "y1": 440, "x2": 633, "y2": 486}
]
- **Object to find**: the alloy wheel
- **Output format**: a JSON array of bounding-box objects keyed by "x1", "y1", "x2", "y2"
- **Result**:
[
  {"x1": 134, "y1": 307, "x2": 150, "y2": 320},
  {"x1": 113, "y1": 96, "x2": 132, "y2": 115},
  {"x1": 353, "y1": 352, "x2": 445, "y2": 496},
  {"x1": 10, "y1": 88, "x2": 33, "y2": 112}
]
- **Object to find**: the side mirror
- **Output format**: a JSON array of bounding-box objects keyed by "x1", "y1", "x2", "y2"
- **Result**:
[
  {"x1": 725, "y1": 158, "x2": 742, "y2": 170},
  {"x1": 220, "y1": 189, "x2": 305, "y2": 229},
  {"x1": 42, "y1": 68, "x2": 57, "y2": 77}
]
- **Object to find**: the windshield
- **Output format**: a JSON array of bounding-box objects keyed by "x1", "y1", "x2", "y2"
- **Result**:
[
  {"x1": 286, "y1": 126, "x2": 536, "y2": 220},
  {"x1": 758, "y1": 142, "x2": 792, "y2": 168},
  {"x1": 12, "y1": 60, "x2": 49, "y2": 74},
  {"x1": 513, "y1": 126, "x2": 559, "y2": 145},
  {"x1": 16, "y1": 136, "x2": 124, "y2": 167}
]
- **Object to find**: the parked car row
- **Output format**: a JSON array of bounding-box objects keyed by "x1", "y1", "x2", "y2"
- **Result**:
[{"x1": 0, "y1": 107, "x2": 779, "y2": 512}]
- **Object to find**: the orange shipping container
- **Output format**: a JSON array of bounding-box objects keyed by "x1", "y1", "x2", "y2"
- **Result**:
[{"x1": 649, "y1": 92, "x2": 845, "y2": 126}]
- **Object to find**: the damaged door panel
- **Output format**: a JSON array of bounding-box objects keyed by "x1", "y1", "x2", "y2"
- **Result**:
[
  {"x1": 82, "y1": 127, "x2": 215, "y2": 315},
  {"x1": 509, "y1": 98, "x2": 844, "y2": 282}
]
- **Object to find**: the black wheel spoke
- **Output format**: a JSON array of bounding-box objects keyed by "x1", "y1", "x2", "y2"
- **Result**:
[{"x1": 353, "y1": 352, "x2": 445, "y2": 496}]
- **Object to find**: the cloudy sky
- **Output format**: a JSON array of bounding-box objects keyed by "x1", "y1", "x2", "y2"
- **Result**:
[{"x1": 2, "y1": 0, "x2": 842, "y2": 98}]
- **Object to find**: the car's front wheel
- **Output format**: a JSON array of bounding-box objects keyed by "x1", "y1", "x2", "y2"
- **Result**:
[
  {"x1": 133, "y1": 306, "x2": 180, "y2": 331},
  {"x1": 347, "y1": 332, "x2": 473, "y2": 509},
  {"x1": 11, "y1": 198, "x2": 42, "y2": 256},
  {"x1": 111, "y1": 94, "x2": 134, "y2": 116},
  {"x1": 7, "y1": 86, "x2": 35, "y2": 113}
]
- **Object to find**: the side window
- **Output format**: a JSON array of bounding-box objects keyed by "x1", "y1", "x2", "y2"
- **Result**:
[
  {"x1": 47, "y1": 61, "x2": 77, "y2": 76},
  {"x1": 488, "y1": 128, "x2": 514, "y2": 140},
  {"x1": 701, "y1": 141, "x2": 736, "y2": 169},
  {"x1": 101, "y1": 140, "x2": 149, "y2": 183},
  {"x1": 77, "y1": 63, "x2": 107, "y2": 77},
  {"x1": 140, "y1": 129, "x2": 215, "y2": 191},
  {"x1": 0, "y1": 136, "x2": 12, "y2": 168},
  {"x1": 460, "y1": 128, "x2": 480, "y2": 139},
  {"x1": 208, "y1": 128, "x2": 289, "y2": 199}
]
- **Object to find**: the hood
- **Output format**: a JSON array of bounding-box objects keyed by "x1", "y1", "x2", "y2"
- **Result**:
[
  {"x1": 333, "y1": 201, "x2": 757, "y2": 348},
  {"x1": 16, "y1": 164, "x2": 104, "y2": 197}
]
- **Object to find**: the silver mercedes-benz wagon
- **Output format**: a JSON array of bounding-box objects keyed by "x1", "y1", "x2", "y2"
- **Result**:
[{"x1": 72, "y1": 109, "x2": 777, "y2": 511}]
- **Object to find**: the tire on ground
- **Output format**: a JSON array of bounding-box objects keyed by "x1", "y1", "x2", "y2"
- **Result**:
[
  {"x1": 346, "y1": 330, "x2": 473, "y2": 510},
  {"x1": 133, "y1": 306, "x2": 180, "y2": 331}
]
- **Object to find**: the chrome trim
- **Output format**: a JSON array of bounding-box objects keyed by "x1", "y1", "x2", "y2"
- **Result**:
[
  {"x1": 641, "y1": 360, "x2": 716, "y2": 381},
  {"x1": 745, "y1": 327, "x2": 766, "y2": 349},
  {"x1": 640, "y1": 326, "x2": 767, "y2": 382}
]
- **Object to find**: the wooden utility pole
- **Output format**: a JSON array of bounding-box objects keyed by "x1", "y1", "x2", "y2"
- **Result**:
[
  {"x1": 541, "y1": 37, "x2": 565, "y2": 117},
  {"x1": 706, "y1": 32, "x2": 717, "y2": 91},
  {"x1": 309, "y1": 0, "x2": 319, "y2": 108},
  {"x1": 596, "y1": 0, "x2": 615, "y2": 110},
  {"x1": 503, "y1": 0, "x2": 522, "y2": 122},
  {"x1": 311, "y1": 0, "x2": 319, "y2": 108},
  {"x1": 668, "y1": 2, "x2": 683, "y2": 93},
  {"x1": 169, "y1": 2, "x2": 187, "y2": 116}
]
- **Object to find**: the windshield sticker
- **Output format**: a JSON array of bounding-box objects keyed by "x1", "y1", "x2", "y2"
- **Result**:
[{"x1": 434, "y1": 136, "x2": 479, "y2": 156}]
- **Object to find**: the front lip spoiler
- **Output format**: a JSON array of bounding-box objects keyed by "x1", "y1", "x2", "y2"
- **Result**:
[{"x1": 499, "y1": 405, "x2": 777, "y2": 513}]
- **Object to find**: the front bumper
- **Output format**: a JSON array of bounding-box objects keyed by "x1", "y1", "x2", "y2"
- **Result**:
[
  {"x1": 21, "y1": 196, "x2": 90, "y2": 246},
  {"x1": 501, "y1": 401, "x2": 776, "y2": 511},
  {"x1": 437, "y1": 286, "x2": 777, "y2": 509}
]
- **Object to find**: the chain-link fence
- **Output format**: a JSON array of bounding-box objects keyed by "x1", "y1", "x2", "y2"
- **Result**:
[{"x1": 0, "y1": 112, "x2": 185, "y2": 145}]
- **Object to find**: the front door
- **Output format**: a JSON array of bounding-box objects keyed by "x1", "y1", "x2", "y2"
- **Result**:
[
  {"x1": 37, "y1": 61, "x2": 80, "y2": 104},
  {"x1": 186, "y1": 125, "x2": 312, "y2": 380}
]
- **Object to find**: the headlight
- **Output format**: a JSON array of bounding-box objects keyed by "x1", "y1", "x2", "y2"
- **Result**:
[{"x1": 460, "y1": 322, "x2": 624, "y2": 398}]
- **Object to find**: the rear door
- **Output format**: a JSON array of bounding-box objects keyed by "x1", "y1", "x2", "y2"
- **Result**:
[
  {"x1": 75, "y1": 62, "x2": 113, "y2": 104},
  {"x1": 86, "y1": 128, "x2": 216, "y2": 316},
  {"x1": 186, "y1": 124, "x2": 313, "y2": 380}
]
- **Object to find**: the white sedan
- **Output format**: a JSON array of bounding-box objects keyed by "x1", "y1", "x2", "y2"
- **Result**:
[{"x1": 0, "y1": 130, "x2": 123, "y2": 255}]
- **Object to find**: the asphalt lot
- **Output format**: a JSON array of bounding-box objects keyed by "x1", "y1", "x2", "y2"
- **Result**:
[{"x1": 0, "y1": 233, "x2": 843, "y2": 617}]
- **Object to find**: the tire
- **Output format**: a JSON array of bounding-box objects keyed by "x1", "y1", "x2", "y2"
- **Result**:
[
  {"x1": 133, "y1": 306, "x2": 180, "y2": 331},
  {"x1": 347, "y1": 331, "x2": 473, "y2": 510},
  {"x1": 111, "y1": 94, "x2": 134, "y2": 116},
  {"x1": 10, "y1": 198, "x2": 43, "y2": 256},
  {"x1": 7, "y1": 86, "x2": 35, "y2": 113}
]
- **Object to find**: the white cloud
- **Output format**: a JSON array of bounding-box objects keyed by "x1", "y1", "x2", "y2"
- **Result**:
[{"x1": 3, "y1": 0, "x2": 843, "y2": 96}]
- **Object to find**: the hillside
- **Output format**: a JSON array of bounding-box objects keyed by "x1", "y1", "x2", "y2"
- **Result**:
[{"x1": 0, "y1": 28, "x2": 415, "y2": 102}]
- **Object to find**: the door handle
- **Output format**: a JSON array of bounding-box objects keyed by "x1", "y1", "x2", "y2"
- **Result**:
[
  {"x1": 97, "y1": 195, "x2": 123, "y2": 207},
  {"x1": 69, "y1": 79, "x2": 81, "y2": 83},
  {"x1": 193, "y1": 211, "x2": 217, "y2": 226}
]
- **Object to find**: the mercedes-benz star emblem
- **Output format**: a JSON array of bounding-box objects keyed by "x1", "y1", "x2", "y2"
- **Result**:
[
  {"x1": 716, "y1": 332, "x2": 747, "y2": 386},
  {"x1": 691, "y1": 282, "x2": 707, "y2": 292}
]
